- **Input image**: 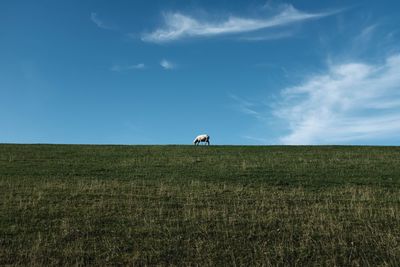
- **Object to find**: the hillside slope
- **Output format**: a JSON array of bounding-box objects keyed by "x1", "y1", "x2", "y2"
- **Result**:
[{"x1": 1, "y1": 144, "x2": 399, "y2": 265}]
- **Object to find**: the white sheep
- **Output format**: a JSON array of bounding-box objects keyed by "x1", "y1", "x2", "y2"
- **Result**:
[{"x1": 193, "y1": 134, "x2": 210, "y2": 145}]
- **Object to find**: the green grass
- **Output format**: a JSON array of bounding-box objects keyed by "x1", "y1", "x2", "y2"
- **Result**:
[{"x1": 1, "y1": 144, "x2": 399, "y2": 266}]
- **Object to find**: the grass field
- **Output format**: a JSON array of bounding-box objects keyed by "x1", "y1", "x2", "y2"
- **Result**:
[{"x1": 0, "y1": 144, "x2": 399, "y2": 266}]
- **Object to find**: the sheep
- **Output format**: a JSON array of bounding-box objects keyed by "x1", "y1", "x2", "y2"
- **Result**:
[{"x1": 193, "y1": 134, "x2": 210, "y2": 145}]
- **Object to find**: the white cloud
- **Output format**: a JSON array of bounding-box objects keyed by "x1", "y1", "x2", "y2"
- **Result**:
[
  {"x1": 274, "y1": 54, "x2": 400, "y2": 144},
  {"x1": 129, "y1": 63, "x2": 146, "y2": 70},
  {"x1": 110, "y1": 63, "x2": 146, "y2": 72},
  {"x1": 110, "y1": 65, "x2": 121, "y2": 72},
  {"x1": 358, "y1": 24, "x2": 378, "y2": 40},
  {"x1": 229, "y1": 94, "x2": 261, "y2": 118},
  {"x1": 238, "y1": 31, "x2": 294, "y2": 41},
  {"x1": 160, "y1": 59, "x2": 175, "y2": 70},
  {"x1": 352, "y1": 24, "x2": 379, "y2": 50},
  {"x1": 90, "y1": 12, "x2": 113, "y2": 30},
  {"x1": 141, "y1": 4, "x2": 338, "y2": 43}
]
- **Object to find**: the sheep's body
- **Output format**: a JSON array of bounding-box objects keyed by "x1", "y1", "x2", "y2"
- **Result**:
[{"x1": 193, "y1": 134, "x2": 210, "y2": 145}]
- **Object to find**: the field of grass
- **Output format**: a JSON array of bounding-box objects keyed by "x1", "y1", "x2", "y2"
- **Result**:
[{"x1": 0, "y1": 144, "x2": 399, "y2": 266}]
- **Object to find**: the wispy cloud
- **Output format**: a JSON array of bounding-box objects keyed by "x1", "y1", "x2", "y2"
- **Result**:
[
  {"x1": 160, "y1": 59, "x2": 175, "y2": 70},
  {"x1": 358, "y1": 24, "x2": 378, "y2": 40},
  {"x1": 352, "y1": 24, "x2": 379, "y2": 50},
  {"x1": 141, "y1": 4, "x2": 339, "y2": 43},
  {"x1": 273, "y1": 54, "x2": 400, "y2": 144},
  {"x1": 229, "y1": 94, "x2": 262, "y2": 119},
  {"x1": 132, "y1": 63, "x2": 146, "y2": 70},
  {"x1": 238, "y1": 31, "x2": 294, "y2": 41},
  {"x1": 110, "y1": 63, "x2": 146, "y2": 72},
  {"x1": 90, "y1": 12, "x2": 114, "y2": 30}
]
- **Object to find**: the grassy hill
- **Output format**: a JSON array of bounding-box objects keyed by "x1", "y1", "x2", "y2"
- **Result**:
[{"x1": 1, "y1": 144, "x2": 399, "y2": 265}]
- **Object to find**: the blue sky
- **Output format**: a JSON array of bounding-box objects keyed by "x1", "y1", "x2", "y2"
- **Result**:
[{"x1": 1, "y1": 0, "x2": 400, "y2": 145}]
